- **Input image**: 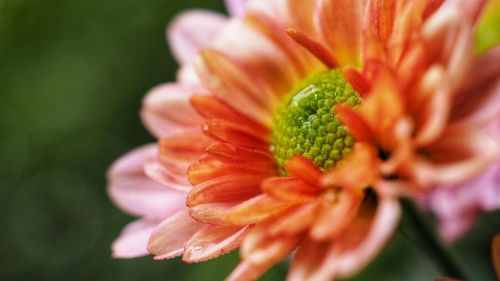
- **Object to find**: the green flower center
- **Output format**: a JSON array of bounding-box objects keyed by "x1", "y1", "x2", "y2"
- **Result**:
[{"x1": 271, "y1": 69, "x2": 361, "y2": 174}]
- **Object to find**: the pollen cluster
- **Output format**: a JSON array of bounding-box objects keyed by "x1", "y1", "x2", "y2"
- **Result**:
[{"x1": 271, "y1": 69, "x2": 361, "y2": 174}]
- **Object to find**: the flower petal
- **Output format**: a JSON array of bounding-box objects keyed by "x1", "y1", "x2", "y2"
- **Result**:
[
  {"x1": 416, "y1": 126, "x2": 499, "y2": 185},
  {"x1": 225, "y1": 0, "x2": 248, "y2": 17},
  {"x1": 107, "y1": 145, "x2": 187, "y2": 219},
  {"x1": 187, "y1": 174, "x2": 264, "y2": 206},
  {"x1": 191, "y1": 95, "x2": 270, "y2": 133},
  {"x1": 317, "y1": 0, "x2": 364, "y2": 66},
  {"x1": 141, "y1": 83, "x2": 204, "y2": 138},
  {"x1": 287, "y1": 239, "x2": 333, "y2": 281},
  {"x1": 183, "y1": 225, "x2": 248, "y2": 263},
  {"x1": 262, "y1": 177, "x2": 320, "y2": 203},
  {"x1": 144, "y1": 160, "x2": 192, "y2": 192},
  {"x1": 195, "y1": 50, "x2": 274, "y2": 126},
  {"x1": 147, "y1": 209, "x2": 204, "y2": 260},
  {"x1": 202, "y1": 119, "x2": 269, "y2": 149},
  {"x1": 335, "y1": 194, "x2": 401, "y2": 277},
  {"x1": 269, "y1": 202, "x2": 319, "y2": 236},
  {"x1": 241, "y1": 223, "x2": 301, "y2": 266},
  {"x1": 284, "y1": 156, "x2": 322, "y2": 187},
  {"x1": 310, "y1": 190, "x2": 362, "y2": 240},
  {"x1": 168, "y1": 10, "x2": 226, "y2": 64},
  {"x1": 212, "y1": 20, "x2": 300, "y2": 103},
  {"x1": 112, "y1": 219, "x2": 158, "y2": 259},
  {"x1": 226, "y1": 194, "x2": 294, "y2": 225},
  {"x1": 450, "y1": 46, "x2": 500, "y2": 126},
  {"x1": 190, "y1": 202, "x2": 239, "y2": 225}
]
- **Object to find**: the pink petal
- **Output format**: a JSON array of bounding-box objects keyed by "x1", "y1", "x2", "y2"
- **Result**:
[
  {"x1": 422, "y1": 4, "x2": 474, "y2": 88},
  {"x1": 144, "y1": 160, "x2": 192, "y2": 192},
  {"x1": 177, "y1": 63, "x2": 201, "y2": 86},
  {"x1": 107, "y1": 145, "x2": 187, "y2": 220},
  {"x1": 140, "y1": 83, "x2": 205, "y2": 138},
  {"x1": 287, "y1": 239, "x2": 334, "y2": 281},
  {"x1": 225, "y1": 0, "x2": 248, "y2": 17},
  {"x1": 167, "y1": 10, "x2": 226, "y2": 64},
  {"x1": 451, "y1": 47, "x2": 500, "y2": 127},
  {"x1": 416, "y1": 126, "x2": 500, "y2": 185},
  {"x1": 335, "y1": 194, "x2": 401, "y2": 277},
  {"x1": 147, "y1": 209, "x2": 204, "y2": 260},
  {"x1": 183, "y1": 225, "x2": 248, "y2": 263},
  {"x1": 443, "y1": 0, "x2": 487, "y2": 24},
  {"x1": 112, "y1": 219, "x2": 158, "y2": 258}
]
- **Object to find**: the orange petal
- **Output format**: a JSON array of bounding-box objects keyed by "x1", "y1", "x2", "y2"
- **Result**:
[
  {"x1": 206, "y1": 142, "x2": 276, "y2": 173},
  {"x1": 284, "y1": 0, "x2": 317, "y2": 35},
  {"x1": 202, "y1": 119, "x2": 269, "y2": 150},
  {"x1": 262, "y1": 177, "x2": 320, "y2": 203},
  {"x1": 187, "y1": 174, "x2": 264, "y2": 206},
  {"x1": 361, "y1": 69, "x2": 405, "y2": 149},
  {"x1": 310, "y1": 190, "x2": 362, "y2": 240},
  {"x1": 241, "y1": 223, "x2": 301, "y2": 266},
  {"x1": 285, "y1": 156, "x2": 322, "y2": 186},
  {"x1": 286, "y1": 28, "x2": 338, "y2": 68},
  {"x1": 189, "y1": 202, "x2": 239, "y2": 225},
  {"x1": 367, "y1": 0, "x2": 396, "y2": 46},
  {"x1": 188, "y1": 156, "x2": 267, "y2": 186},
  {"x1": 334, "y1": 104, "x2": 375, "y2": 143},
  {"x1": 190, "y1": 95, "x2": 270, "y2": 134},
  {"x1": 342, "y1": 67, "x2": 371, "y2": 97},
  {"x1": 147, "y1": 209, "x2": 204, "y2": 260},
  {"x1": 226, "y1": 260, "x2": 270, "y2": 281},
  {"x1": 245, "y1": 12, "x2": 319, "y2": 78},
  {"x1": 317, "y1": 0, "x2": 364, "y2": 66},
  {"x1": 269, "y1": 202, "x2": 320, "y2": 236},
  {"x1": 195, "y1": 50, "x2": 273, "y2": 126},
  {"x1": 387, "y1": 0, "x2": 426, "y2": 64},
  {"x1": 396, "y1": 40, "x2": 428, "y2": 90},
  {"x1": 322, "y1": 143, "x2": 379, "y2": 190},
  {"x1": 212, "y1": 20, "x2": 299, "y2": 104},
  {"x1": 423, "y1": 0, "x2": 445, "y2": 19},
  {"x1": 226, "y1": 194, "x2": 293, "y2": 225},
  {"x1": 183, "y1": 225, "x2": 248, "y2": 263},
  {"x1": 159, "y1": 129, "x2": 212, "y2": 164}
]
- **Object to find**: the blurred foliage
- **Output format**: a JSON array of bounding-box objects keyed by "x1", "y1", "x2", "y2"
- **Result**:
[
  {"x1": 0, "y1": 1, "x2": 498, "y2": 281},
  {"x1": 476, "y1": 0, "x2": 500, "y2": 52}
]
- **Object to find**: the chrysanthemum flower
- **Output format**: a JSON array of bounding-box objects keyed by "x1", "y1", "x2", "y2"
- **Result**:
[{"x1": 108, "y1": 0, "x2": 499, "y2": 280}]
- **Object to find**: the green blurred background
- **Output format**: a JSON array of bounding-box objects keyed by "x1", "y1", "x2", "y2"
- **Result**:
[{"x1": 0, "y1": 0, "x2": 498, "y2": 281}]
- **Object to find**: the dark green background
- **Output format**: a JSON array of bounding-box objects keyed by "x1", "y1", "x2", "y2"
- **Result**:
[{"x1": 0, "y1": 0, "x2": 498, "y2": 280}]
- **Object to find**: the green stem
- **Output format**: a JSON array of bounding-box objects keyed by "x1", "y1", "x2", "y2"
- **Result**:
[{"x1": 402, "y1": 200, "x2": 471, "y2": 281}]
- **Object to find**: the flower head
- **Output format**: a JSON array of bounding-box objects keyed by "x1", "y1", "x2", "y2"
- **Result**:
[{"x1": 108, "y1": 0, "x2": 500, "y2": 280}]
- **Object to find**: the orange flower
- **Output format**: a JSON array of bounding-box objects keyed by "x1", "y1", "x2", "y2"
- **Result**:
[{"x1": 108, "y1": 0, "x2": 499, "y2": 280}]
